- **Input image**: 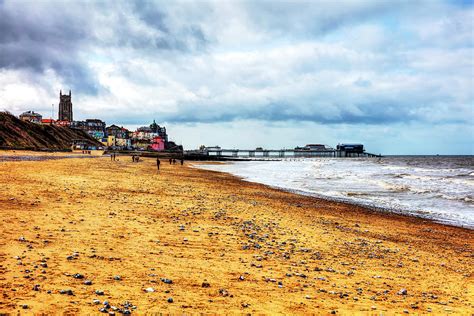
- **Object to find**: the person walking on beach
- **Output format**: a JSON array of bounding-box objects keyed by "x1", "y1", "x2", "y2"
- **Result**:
[
  {"x1": 169, "y1": 158, "x2": 172, "y2": 164},
  {"x1": 156, "y1": 158, "x2": 161, "y2": 171},
  {"x1": 180, "y1": 158, "x2": 184, "y2": 165}
]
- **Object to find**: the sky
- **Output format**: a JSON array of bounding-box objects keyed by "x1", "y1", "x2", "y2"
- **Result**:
[{"x1": 0, "y1": 0, "x2": 473, "y2": 154}]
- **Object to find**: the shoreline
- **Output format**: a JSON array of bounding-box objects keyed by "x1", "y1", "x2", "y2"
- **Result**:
[
  {"x1": 193, "y1": 162, "x2": 474, "y2": 233},
  {"x1": 194, "y1": 161, "x2": 474, "y2": 231},
  {"x1": 0, "y1": 155, "x2": 472, "y2": 313}
]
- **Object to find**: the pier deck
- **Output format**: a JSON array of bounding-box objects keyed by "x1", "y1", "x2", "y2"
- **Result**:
[{"x1": 193, "y1": 148, "x2": 382, "y2": 159}]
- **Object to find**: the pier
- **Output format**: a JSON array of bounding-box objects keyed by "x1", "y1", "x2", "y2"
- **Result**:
[{"x1": 188, "y1": 147, "x2": 382, "y2": 159}]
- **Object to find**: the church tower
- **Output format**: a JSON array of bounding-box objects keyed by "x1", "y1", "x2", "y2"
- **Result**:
[{"x1": 58, "y1": 90, "x2": 73, "y2": 121}]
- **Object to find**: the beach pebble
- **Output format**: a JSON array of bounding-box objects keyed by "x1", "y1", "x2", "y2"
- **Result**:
[
  {"x1": 114, "y1": 275, "x2": 121, "y2": 280},
  {"x1": 59, "y1": 289, "x2": 74, "y2": 295},
  {"x1": 33, "y1": 284, "x2": 40, "y2": 291},
  {"x1": 73, "y1": 273, "x2": 84, "y2": 279},
  {"x1": 161, "y1": 278, "x2": 173, "y2": 284},
  {"x1": 219, "y1": 289, "x2": 229, "y2": 297},
  {"x1": 84, "y1": 280, "x2": 93, "y2": 285},
  {"x1": 93, "y1": 299, "x2": 101, "y2": 305},
  {"x1": 145, "y1": 287, "x2": 155, "y2": 293},
  {"x1": 398, "y1": 289, "x2": 408, "y2": 295},
  {"x1": 21, "y1": 304, "x2": 28, "y2": 309},
  {"x1": 238, "y1": 275, "x2": 245, "y2": 281},
  {"x1": 167, "y1": 297, "x2": 174, "y2": 303},
  {"x1": 95, "y1": 290, "x2": 105, "y2": 295},
  {"x1": 202, "y1": 282, "x2": 211, "y2": 288}
]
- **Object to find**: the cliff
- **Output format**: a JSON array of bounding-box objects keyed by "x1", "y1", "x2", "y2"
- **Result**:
[{"x1": 0, "y1": 112, "x2": 101, "y2": 150}]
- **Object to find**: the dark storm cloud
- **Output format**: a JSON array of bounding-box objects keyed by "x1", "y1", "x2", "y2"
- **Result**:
[
  {"x1": 152, "y1": 100, "x2": 420, "y2": 125},
  {"x1": 128, "y1": 1, "x2": 209, "y2": 51},
  {"x1": 0, "y1": 0, "x2": 209, "y2": 94},
  {"x1": 0, "y1": 1, "x2": 99, "y2": 93}
]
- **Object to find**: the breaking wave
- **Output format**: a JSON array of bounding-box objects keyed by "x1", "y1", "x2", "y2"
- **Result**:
[{"x1": 197, "y1": 156, "x2": 474, "y2": 228}]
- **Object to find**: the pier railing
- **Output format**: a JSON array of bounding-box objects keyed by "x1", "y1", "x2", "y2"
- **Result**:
[{"x1": 191, "y1": 148, "x2": 382, "y2": 159}]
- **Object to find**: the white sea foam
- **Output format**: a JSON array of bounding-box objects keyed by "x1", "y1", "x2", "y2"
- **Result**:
[{"x1": 197, "y1": 156, "x2": 474, "y2": 228}]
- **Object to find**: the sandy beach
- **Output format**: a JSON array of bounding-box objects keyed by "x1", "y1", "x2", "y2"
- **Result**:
[{"x1": 0, "y1": 153, "x2": 472, "y2": 314}]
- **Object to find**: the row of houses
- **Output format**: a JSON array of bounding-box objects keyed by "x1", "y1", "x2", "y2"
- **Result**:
[{"x1": 18, "y1": 110, "x2": 177, "y2": 151}]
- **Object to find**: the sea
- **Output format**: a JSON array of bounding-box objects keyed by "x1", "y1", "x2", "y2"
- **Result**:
[{"x1": 197, "y1": 156, "x2": 474, "y2": 229}]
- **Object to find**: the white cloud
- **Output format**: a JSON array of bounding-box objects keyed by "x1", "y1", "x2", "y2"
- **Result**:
[{"x1": 0, "y1": 0, "x2": 473, "y2": 153}]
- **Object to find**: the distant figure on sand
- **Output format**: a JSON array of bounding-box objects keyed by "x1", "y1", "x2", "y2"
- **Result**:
[
  {"x1": 180, "y1": 158, "x2": 184, "y2": 165},
  {"x1": 111, "y1": 153, "x2": 116, "y2": 161},
  {"x1": 172, "y1": 159, "x2": 176, "y2": 165},
  {"x1": 156, "y1": 158, "x2": 161, "y2": 171},
  {"x1": 169, "y1": 158, "x2": 172, "y2": 164}
]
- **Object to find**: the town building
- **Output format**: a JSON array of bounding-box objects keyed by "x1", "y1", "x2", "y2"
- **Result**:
[
  {"x1": 105, "y1": 135, "x2": 132, "y2": 149},
  {"x1": 150, "y1": 136, "x2": 165, "y2": 151},
  {"x1": 58, "y1": 90, "x2": 73, "y2": 121},
  {"x1": 132, "y1": 121, "x2": 168, "y2": 141},
  {"x1": 19, "y1": 111, "x2": 42, "y2": 123},
  {"x1": 116, "y1": 137, "x2": 132, "y2": 148},
  {"x1": 130, "y1": 120, "x2": 173, "y2": 150},
  {"x1": 106, "y1": 124, "x2": 129, "y2": 139},
  {"x1": 132, "y1": 126, "x2": 153, "y2": 140},
  {"x1": 72, "y1": 119, "x2": 106, "y2": 140},
  {"x1": 41, "y1": 118, "x2": 56, "y2": 125},
  {"x1": 104, "y1": 125, "x2": 131, "y2": 149},
  {"x1": 55, "y1": 120, "x2": 71, "y2": 127},
  {"x1": 150, "y1": 120, "x2": 168, "y2": 142}
]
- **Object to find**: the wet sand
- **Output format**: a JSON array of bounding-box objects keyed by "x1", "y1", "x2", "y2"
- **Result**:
[{"x1": 0, "y1": 154, "x2": 472, "y2": 314}]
